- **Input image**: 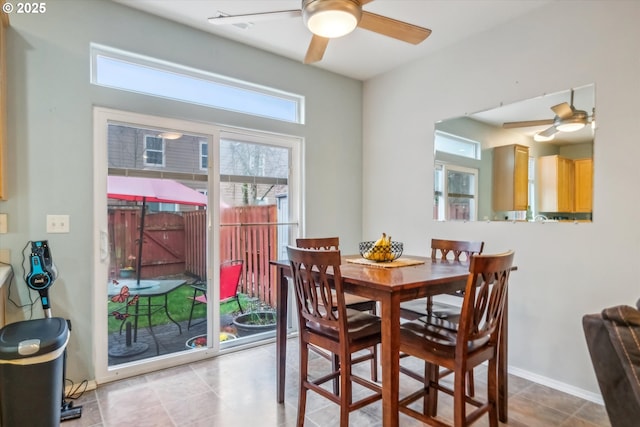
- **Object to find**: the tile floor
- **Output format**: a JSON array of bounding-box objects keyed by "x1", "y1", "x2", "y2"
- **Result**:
[{"x1": 65, "y1": 338, "x2": 610, "y2": 426}]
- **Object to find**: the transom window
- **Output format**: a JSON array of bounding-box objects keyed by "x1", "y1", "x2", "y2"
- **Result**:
[
  {"x1": 434, "y1": 131, "x2": 481, "y2": 160},
  {"x1": 90, "y1": 43, "x2": 304, "y2": 124}
]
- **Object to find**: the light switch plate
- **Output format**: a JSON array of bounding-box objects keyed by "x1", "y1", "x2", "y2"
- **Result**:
[
  {"x1": 0, "y1": 213, "x2": 7, "y2": 234},
  {"x1": 47, "y1": 215, "x2": 70, "y2": 233}
]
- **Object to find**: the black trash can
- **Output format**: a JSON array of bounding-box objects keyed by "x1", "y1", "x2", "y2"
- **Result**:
[{"x1": 0, "y1": 317, "x2": 69, "y2": 427}]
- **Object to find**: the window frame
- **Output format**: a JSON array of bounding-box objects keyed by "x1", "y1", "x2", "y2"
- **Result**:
[
  {"x1": 434, "y1": 162, "x2": 479, "y2": 221},
  {"x1": 144, "y1": 135, "x2": 165, "y2": 167},
  {"x1": 200, "y1": 140, "x2": 208, "y2": 171},
  {"x1": 434, "y1": 130, "x2": 481, "y2": 160},
  {"x1": 90, "y1": 43, "x2": 305, "y2": 124}
]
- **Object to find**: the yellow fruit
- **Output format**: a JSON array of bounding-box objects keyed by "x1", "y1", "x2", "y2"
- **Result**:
[{"x1": 364, "y1": 233, "x2": 395, "y2": 261}]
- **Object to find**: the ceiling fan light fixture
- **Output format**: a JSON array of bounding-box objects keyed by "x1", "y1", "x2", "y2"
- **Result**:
[
  {"x1": 303, "y1": 0, "x2": 362, "y2": 38},
  {"x1": 555, "y1": 110, "x2": 588, "y2": 133}
]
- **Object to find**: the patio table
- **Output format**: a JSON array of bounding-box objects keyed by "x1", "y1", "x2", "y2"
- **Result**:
[
  {"x1": 108, "y1": 279, "x2": 185, "y2": 356},
  {"x1": 271, "y1": 255, "x2": 511, "y2": 427}
]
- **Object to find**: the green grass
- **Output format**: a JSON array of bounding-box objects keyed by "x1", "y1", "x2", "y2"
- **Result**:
[{"x1": 107, "y1": 284, "x2": 253, "y2": 333}]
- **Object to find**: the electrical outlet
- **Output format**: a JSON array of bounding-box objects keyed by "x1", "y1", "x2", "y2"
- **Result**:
[
  {"x1": 46, "y1": 215, "x2": 70, "y2": 233},
  {"x1": 0, "y1": 213, "x2": 7, "y2": 234}
]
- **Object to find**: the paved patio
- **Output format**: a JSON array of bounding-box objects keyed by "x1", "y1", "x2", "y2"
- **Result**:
[{"x1": 107, "y1": 313, "x2": 235, "y2": 365}]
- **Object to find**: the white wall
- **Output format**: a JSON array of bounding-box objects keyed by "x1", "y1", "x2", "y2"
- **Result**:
[
  {"x1": 1, "y1": 0, "x2": 362, "y2": 382},
  {"x1": 363, "y1": 1, "x2": 640, "y2": 399}
]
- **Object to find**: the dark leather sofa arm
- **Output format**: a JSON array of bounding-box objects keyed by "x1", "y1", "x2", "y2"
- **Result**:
[{"x1": 583, "y1": 303, "x2": 640, "y2": 427}]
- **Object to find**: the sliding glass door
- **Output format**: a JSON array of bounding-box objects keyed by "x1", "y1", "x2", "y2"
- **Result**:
[{"x1": 93, "y1": 108, "x2": 300, "y2": 382}]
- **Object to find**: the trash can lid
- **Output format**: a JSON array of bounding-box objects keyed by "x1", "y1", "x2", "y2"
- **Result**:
[{"x1": 0, "y1": 318, "x2": 69, "y2": 360}]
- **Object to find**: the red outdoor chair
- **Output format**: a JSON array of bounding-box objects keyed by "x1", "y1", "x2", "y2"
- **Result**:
[{"x1": 187, "y1": 259, "x2": 244, "y2": 330}]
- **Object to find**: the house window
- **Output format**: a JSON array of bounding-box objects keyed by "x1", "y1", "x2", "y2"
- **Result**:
[
  {"x1": 434, "y1": 163, "x2": 478, "y2": 221},
  {"x1": 144, "y1": 135, "x2": 164, "y2": 166},
  {"x1": 147, "y1": 202, "x2": 178, "y2": 213},
  {"x1": 90, "y1": 43, "x2": 304, "y2": 124},
  {"x1": 200, "y1": 141, "x2": 208, "y2": 170}
]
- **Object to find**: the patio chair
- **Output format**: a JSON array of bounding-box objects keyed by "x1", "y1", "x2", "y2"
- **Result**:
[
  {"x1": 187, "y1": 259, "x2": 244, "y2": 330},
  {"x1": 287, "y1": 245, "x2": 382, "y2": 427}
]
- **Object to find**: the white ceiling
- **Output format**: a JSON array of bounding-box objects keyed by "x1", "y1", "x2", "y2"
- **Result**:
[
  {"x1": 111, "y1": 0, "x2": 550, "y2": 81},
  {"x1": 470, "y1": 84, "x2": 595, "y2": 145},
  {"x1": 110, "y1": 0, "x2": 593, "y2": 145}
]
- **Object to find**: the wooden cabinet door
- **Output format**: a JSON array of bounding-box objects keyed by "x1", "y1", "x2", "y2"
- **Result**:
[
  {"x1": 492, "y1": 144, "x2": 529, "y2": 211},
  {"x1": 537, "y1": 155, "x2": 559, "y2": 212},
  {"x1": 558, "y1": 157, "x2": 574, "y2": 212},
  {"x1": 513, "y1": 145, "x2": 529, "y2": 210},
  {"x1": 574, "y1": 158, "x2": 593, "y2": 212}
]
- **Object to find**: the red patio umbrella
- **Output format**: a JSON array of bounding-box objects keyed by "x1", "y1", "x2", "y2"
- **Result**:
[{"x1": 107, "y1": 176, "x2": 208, "y2": 285}]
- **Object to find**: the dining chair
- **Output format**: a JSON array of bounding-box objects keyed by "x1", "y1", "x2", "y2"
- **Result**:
[
  {"x1": 187, "y1": 259, "x2": 244, "y2": 330},
  {"x1": 398, "y1": 250, "x2": 515, "y2": 427},
  {"x1": 296, "y1": 237, "x2": 379, "y2": 383},
  {"x1": 400, "y1": 238, "x2": 485, "y2": 321},
  {"x1": 287, "y1": 245, "x2": 382, "y2": 427},
  {"x1": 399, "y1": 238, "x2": 484, "y2": 396}
]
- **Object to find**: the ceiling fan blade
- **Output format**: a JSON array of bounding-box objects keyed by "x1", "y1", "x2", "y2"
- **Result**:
[
  {"x1": 358, "y1": 11, "x2": 431, "y2": 44},
  {"x1": 208, "y1": 10, "x2": 301, "y2": 25},
  {"x1": 539, "y1": 125, "x2": 558, "y2": 138},
  {"x1": 304, "y1": 35, "x2": 330, "y2": 64},
  {"x1": 503, "y1": 119, "x2": 554, "y2": 129},
  {"x1": 360, "y1": 0, "x2": 375, "y2": 5},
  {"x1": 551, "y1": 102, "x2": 573, "y2": 119}
]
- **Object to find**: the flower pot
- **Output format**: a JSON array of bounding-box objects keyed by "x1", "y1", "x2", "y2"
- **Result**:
[
  {"x1": 185, "y1": 333, "x2": 237, "y2": 349},
  {"x1": 119, "y1": 268, "x2": 135, "y2": 278},
  {"x1": 232, "y1": 311, "x2": 277, "y2": 337}
]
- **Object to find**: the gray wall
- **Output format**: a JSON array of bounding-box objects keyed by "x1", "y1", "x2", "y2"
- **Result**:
[
  {"x1": 1, "y1": 0, "x2": 362, "y2": 382},
  {"x1": 363, "y1": 0, "x2": 640, "y2": 400}
]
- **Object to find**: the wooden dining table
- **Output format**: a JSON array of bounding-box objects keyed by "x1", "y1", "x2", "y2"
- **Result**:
[{"x1": 271, "y1": 255, "x2": 511, "y2": 427}]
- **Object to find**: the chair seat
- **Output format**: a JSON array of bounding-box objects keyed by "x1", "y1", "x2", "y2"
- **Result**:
[
  {"x1": 307, "y1": 309, "x2": 381, "y2": 342},
  {"x1": 400, "y1": 319, "x2": 490, "y2": 357},
  {"x1": 194, "y1": 294, "x2": 207, "y2": 304},
  {"x1": 400, "y1": 298, "x2": 461, "y2": 320},
  {"x1": 417, "y1": 315, "x2": 461, "y2": 331}
]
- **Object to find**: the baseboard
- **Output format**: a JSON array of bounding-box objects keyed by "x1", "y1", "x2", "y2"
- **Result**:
[{"x1": 508, "y1": 366, "x2": 604, "y2": 405}]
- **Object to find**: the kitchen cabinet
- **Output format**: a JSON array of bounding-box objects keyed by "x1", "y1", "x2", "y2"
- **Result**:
[
  {"x1": 537, "y1": 155, "x2": 574, "y2": 212},
  {"x1": 574, "y1": 158, "x2": 593, "y2": 213},
  {"x1": 492, "y1": 144, "x2": 529, "y2": 211}
]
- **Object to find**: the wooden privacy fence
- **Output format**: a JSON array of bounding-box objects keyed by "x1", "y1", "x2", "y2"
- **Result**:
[
  {"x1": 183, "y1": 205, "x2": 278, "y2": 306},
  {"x1": 110, "y1": 205, "x2": 278, "y2": 306},
  {"x1": 109, "y1": 209, "x2": 187, "y2": 278}
]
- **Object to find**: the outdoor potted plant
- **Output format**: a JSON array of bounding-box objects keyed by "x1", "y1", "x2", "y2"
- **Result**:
[
  {"x1": 119, "y1": 255, "x2": 136, "y2": 278},
  {"x1": 185, "y1": 332, "x2": 237, "y2": 349},
  {"x1": 232, "y1": 299, "x2": 276, "y2": 337}
]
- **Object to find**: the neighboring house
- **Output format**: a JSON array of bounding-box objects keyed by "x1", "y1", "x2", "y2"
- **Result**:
[{"x1": 107, "y1": 124, "x2": 289, "y2": 209}]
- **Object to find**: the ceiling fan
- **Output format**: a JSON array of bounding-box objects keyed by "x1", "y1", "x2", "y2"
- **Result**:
[
  {"x1": 503, "y1": 89, "x2": 594, "y2": 140},
  {"x1": 208, "y1": 0, "x2": 432, "y2": 64}
]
